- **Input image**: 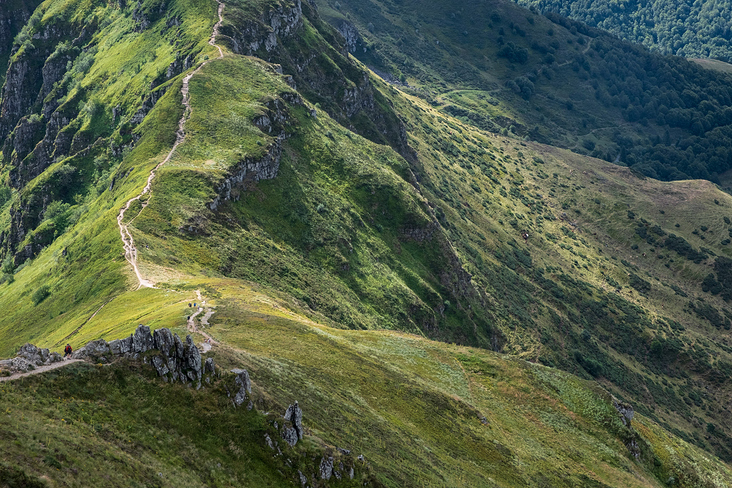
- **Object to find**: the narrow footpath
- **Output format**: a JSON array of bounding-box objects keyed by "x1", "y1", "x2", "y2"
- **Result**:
[
  {"x1": 0, "y1": 360, "x2": 83, "y2": 383},
  {"x1": 117, "y1": 0, "x2": 226, "y2": 290}
]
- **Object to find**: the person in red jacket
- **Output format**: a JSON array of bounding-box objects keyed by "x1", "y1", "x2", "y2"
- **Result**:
[{"x1": 64, "y1": 344, "x2": 72, "y2": 357}]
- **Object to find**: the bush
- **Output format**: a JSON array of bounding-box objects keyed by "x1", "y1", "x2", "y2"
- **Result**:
[{"x1": 32, "y1": 285, "x2": 51, "y2": 305}]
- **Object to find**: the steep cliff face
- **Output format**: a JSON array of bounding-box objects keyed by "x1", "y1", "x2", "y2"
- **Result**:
[
  {"x1": 221, "y1": 0, "x2": 412, "y2": 160},
  {"x1": 0, "y1": 0, "x2": 44, "y2": 79}
]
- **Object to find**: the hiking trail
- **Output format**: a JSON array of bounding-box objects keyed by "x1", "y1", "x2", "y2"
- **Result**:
[
  {"x1": 188, "y1": 290, "x2": 218, "y2": 352},
  {"x1": 117, "y1": 0, "x2": 226, "y2": 290},
  {"x1": 0, "y1": 359, "x2": 83, "y2": 383}
]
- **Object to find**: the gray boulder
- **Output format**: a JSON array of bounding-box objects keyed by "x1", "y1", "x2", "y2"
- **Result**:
[
  {"x1": 231, "y1": 369, "x2": 251, "y2": 406},
  {"x1": 132, "y1": 325, "x2": 154, "y2": 353},
  {"x1": 153, "y1": 328, "x2": 175, "y2": 357},
  {"x1": 151, "y1": 355, "x2": 169, "y2": 377},
  {"x1": 109, "y1": 335, "x2": 133, "y2": 355},
  {"x1": 284, "y1": 401, "x2": 303, "y2": 441},
  {"x1": 48, "y1": 352, "x2": 63, "y2": 363},
  {"x1": 204, "y1": 357, "x2": 215, "y2": 375},
  {"x1": 282, "y1": 426, "x2": 299, "y2": 447},
  {"x1": 10, "y1": 356, "x2": 34, "y2": 372},
  {"x1": 72, "y1": 339, "x2": 110, "y2": 359},
  {"x1": 174, "y1": 334, "x2": 185, "y2": 359},
  {"x1": 184, "y1": 335, "x2": 202, "y2": 377},
  {"x1": 319, "y1": 456, "x2": 334, "y2": 480},
  {"x1": 17, "y1": 343, "x2": 50, "y2": 365}
]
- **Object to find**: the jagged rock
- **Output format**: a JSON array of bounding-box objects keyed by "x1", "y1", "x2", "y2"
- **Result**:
[
  {"x1": 151, "y1": 355, "x2": 169, "y2": 377},
  {"x1": 613, "y1": 398, "x2": 634, "y2": 427},
  {"x1": 174, "y1": 334, "x2": 185, "y2": 359},
  {"x1": 48, "y1": 352, "x2": 63, "y2": 363},
  {"x1": 282, "y1": 426, "x2": 299, "y2": 447},
  {"x1": 284, "y1": 401, "x2": 303, "y2": 441},
  {"x1": 132, "y1": 325, "x2": 154, "y2": 353},
  {"x1": 336, "y1": 21, "x2": 363, "y2": 54},
  {"x1": 17, "y1": 343, "x2": 49, "y2": 364},
  {"x1": 9, "y1": 356, "x2": 34, "y2": 373},
  {"x1": 204, "y1": 357, "x2": 215, "y2": 374},
  {"x1": 109, "y1": 335, "x2": 133, "y2": 355},
  {"x1": 319, "y1": 456, "x2": 334, "y2": 480},
  {"x1": 298, "y1": 470, "x2": 307, "y2": 486},
  {"x1": 264, "y1": 433, "x2": 275, "y2": 450},
  {"x1": 223, "y1": 0, "x2": 303, "y2": 56},
  {"x1": 71, "y1": 339, "x2": 110, "y2": 359},
  {"x1": 153, "y1": 328, "x2": 175, "y2": 357},
  {"x1": 184, "y1": 335, "x2": 202, "y2": 379},
  {"x1": 231, "y1": 368, "x2": 251, "y2": 406}
]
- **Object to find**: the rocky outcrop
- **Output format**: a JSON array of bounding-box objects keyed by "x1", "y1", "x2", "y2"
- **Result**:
[
  {"x1": 0, "y1": 0, "x2": 44, "y2": 58},
  {"x1": 0, "y1": 326, "x2": 380, "y2": 486},
  {"x1": 282, "y1": 401, "x2": 304, "y2": 446},
  {"x1": 208, "y1": 134, "x2": 285, "y2": 211},
  {"x1": 336, "y1": 21, "x2": 364, "y2": 54},
  {"x1": 613, "y1": 398, "x2": 634, "y2": 427},
  {"x1": 222, "y1": 0, "x2": 303, "y2": 56},
  {"x1": 208, "y1": 93, "x2": 301, "y2": 211},
  {"x1": 0, "y1": 343, "x2": 63, "y2": 373},
  {"x1": 71, "y1": 324, "x2": 217, "y2": 389},
  {"x1": 231, "y1": 368, "x2": 252, "y2": 407}
]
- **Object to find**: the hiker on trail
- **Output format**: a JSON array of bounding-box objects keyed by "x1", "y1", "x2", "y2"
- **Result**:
[
  {"x1": 189, "y1": 303, "x2": 192, "y2": 307},
  {"x1": 64, "y1": 344, "x2": 72, "y2": 357}
]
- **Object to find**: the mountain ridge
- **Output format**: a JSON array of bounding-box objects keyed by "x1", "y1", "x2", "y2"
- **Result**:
[{"x1": 1, "y1": 0, "x2": 732, "y2": 485}]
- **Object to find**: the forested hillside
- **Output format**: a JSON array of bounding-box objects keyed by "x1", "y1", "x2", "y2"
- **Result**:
[
  {"x1": 317, "y1": 0, "x2": 732, "y2": 183},
  {"x1": 512, "y1": 0, "x2": 732, "y2": 63}
]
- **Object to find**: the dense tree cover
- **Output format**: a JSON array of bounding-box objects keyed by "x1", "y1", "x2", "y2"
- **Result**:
[
  {"x1": 581, "y1": 34, "x2": 732, "y2": 181},
  {"x1": 513, "y1": 0, "x2": 732, "y2": 62}
]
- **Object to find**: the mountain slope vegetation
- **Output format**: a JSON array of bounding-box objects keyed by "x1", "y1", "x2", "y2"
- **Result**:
[
  {"x1": 316, "y1": 0, "x2": 732, "y2": 183},
  {"x1": 512, "y1": 0, "x2": 732, "y2": 63},
  {"x1": 0, "y1": 0, "x2": 732, "y2": 485}
]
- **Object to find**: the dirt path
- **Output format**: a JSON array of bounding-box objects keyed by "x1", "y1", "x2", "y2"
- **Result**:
[
  {"x1": 117, "y1": 0, "x2": 226, "y2": 290},
  {"x1": 0, "y1": 359, "x2": 83, "y2": 383},
  {"x1": 187, "y1": 290, "x2": 219, "y2": 352}
]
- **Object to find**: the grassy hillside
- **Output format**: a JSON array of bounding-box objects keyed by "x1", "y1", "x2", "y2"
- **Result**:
[
  {"x1": 3, "y1": 293, "x2": 732, "y2": 487},
  {"x1": 0, "y1": 358, "x2": 375, "y2": 487},
  {"x1": 0, "y1": 0, "x2": 732, "y2": 484},
  {"x1": 315, "y1": 0, "x2": 732, "y2": 182}
]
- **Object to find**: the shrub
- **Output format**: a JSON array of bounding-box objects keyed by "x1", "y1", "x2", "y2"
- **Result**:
[{"x1": 32, "y1": 285, "x2": 51, "y2": 305}]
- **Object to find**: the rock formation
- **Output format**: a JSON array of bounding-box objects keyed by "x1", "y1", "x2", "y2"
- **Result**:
[
  {"x1": 0, "y1": 343, "x2": 63, "y2": 373},
  {"x1": 71, "y1": 324, "x2": 217, "y2": 389}
]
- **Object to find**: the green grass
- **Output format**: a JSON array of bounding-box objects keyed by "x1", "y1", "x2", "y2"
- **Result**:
[
  {"x1": 2, "y1": 0, "x2": 732, "y2": 483},
  {"x1": 0, "y1": 359, "x2": 371, "y2": 487},
  {"x1": 201, "y1": 290, "x2": 732, "y2": 487}
]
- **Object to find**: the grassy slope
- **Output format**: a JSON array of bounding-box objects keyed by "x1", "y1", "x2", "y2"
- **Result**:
[
  {"x1": 0, "y1": 360, "x2": 372, "y2": 487},
  {"x1": 315, "y1": 0, "x2": 732, "y2": 182},
  {"x1": 387, "y1": 84, "x2": 732, "y2": 459},
  {"x1": 1, "y1": 287, "x2": 731, "y2": 487},
  {"x1": 0, "y1": 0, "x2": 731, "y2": 485}
]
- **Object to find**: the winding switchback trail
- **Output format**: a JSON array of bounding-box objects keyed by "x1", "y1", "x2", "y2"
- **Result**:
[{"x1": 117, "y1": 0, "x2": 226, "y2": 290}]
